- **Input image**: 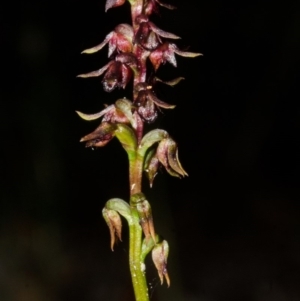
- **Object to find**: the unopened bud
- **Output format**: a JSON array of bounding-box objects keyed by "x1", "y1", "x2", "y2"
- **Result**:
[
  {"x1": 136, "y1": 199, "x2": 156, "y2": 242},
  {"x1": 152, "y1": 240, "x2": 170, "y2": 287},
  {"x1": 157, "y1": 138, "x2": 188, "y2": 177},
  {"x1": 102, "y1": 208, "x2": 122, "y2": 251}
]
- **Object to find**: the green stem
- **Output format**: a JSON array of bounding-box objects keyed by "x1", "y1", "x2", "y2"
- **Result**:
[
  {"x1": 128, "y1": 154, "x2": 149, "y2": 301},
  {"x1": 129, "y1": 154, "x2": 144, "y2": 195},
  {"x1": 129, "y1": 210, "x2": 149, "y2": 301}
]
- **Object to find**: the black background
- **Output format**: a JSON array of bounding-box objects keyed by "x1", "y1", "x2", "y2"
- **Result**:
[{"x1": 1, "y1": 0, "x2": 300, "y2": 300}]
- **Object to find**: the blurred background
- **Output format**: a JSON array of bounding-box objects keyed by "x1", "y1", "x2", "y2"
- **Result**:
[{"x1": 1, "y1": 0, "x2": 300, "y2": 300}]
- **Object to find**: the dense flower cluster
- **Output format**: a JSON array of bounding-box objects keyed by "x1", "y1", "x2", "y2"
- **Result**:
[{"x1": 78, "y1": 0, "x2": 201, "y2": 124}]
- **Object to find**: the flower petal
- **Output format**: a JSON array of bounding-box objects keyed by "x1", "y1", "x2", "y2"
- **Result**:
[
  {"x1": 76, "y1": 105, "x2": 114, "y2": 121},
  {"x1": 105, "y1": 0, "x2": 126, "y2": 12},
  {"x1": 80, "y1": 122, "x2": 117, "y2": 148},
  {"x1": 81, "y1": 32, "x2": 114, "y2": 54},
  {"x1": 149, "y1": 22, "x2": 180, "y2": 39},
  {"x1": 154, "y1": 76, "x2": 185, "y2": 86},
  {"x1": 148, "y1": 91, "x2": 175, "y2": 109},
  {"x1": 77, "y1": 62, "x2": 112, "y2": 78},
  {"x1": 102, "y1": 208, "x2": 122, "y2": 251},
  {"x1": 170, "y1": 43, "x2": 203, "y2": 58},
  {"x1": 155, "y1": 0, "x2": 176, "y2": 10},
  {"x1": 152, "y1": 240, "x2": 170, "y2": 287},
  {"x1": 115, "y1": 98, "x2": 137, "y2": 129},
  {"x1": 166, "y1": 139, "x2": 188, "y2": 176}
]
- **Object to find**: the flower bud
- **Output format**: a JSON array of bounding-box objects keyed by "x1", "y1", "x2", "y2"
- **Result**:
[
  {"x1": 156, "y1": 138, "x2": 188, "y2": 177},
  {"x1": 102, "y1": 208, "x2": 122, "y2": 251},
  {"x1": 152, "y1": 240, "x2": 170, "y2": 287},
  {"x1": 136, "y1": 199, "x2": 156, "y2": 242},
  {"x1": 144, "y1": 149, "x2": 160, "y2": 187}
]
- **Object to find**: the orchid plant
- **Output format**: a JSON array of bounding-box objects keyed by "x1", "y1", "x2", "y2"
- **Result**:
[{"x1": 77, "y1": 1, "x2": 201, "y2": 300}]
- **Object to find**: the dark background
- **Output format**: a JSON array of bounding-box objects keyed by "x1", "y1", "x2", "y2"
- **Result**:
[{"x1": 1, "y1": 0, "x2": 300, "y2": 300}]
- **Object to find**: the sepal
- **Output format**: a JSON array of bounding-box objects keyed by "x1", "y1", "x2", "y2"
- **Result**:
[
  {"x1": 105, "y1": 0, "x2": 126, "y2": 12},
  {"x1": 144, "y1": 148, "x2": 159, "y2": 187},
  {"x1": 81, "y1": 24, "x2": 133, "y2": 57},
  {"x1": 154, "y1": 76, "x2": 185, "y2": 87},
  {"x1": 115, "y1": 123, "x2": 137, "y2": 156},
  {"x1": 76, "y1": 104, "x2": 128, "y2": 124},
  {"x1": 105, "y1": 198, "x2": 132, "y2": 221},
  {"x1": 80, "y1": 122, "x2": 117, "y2": 148},
  {"x1": 149, "y1": 42, "x2": 202, "y2": 70}
]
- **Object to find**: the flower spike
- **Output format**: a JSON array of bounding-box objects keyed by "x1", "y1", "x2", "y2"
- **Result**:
[{"x1": 77, "y1": 0, "x2": 202, "y2": 299}]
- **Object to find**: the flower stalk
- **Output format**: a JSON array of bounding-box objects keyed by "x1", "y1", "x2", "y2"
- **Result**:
[{"x1": 77, "y1": 1, "x2": 201, "y2": 300}]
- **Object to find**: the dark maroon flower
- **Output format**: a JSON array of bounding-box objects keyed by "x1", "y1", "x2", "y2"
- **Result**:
[
  {"x1": 134, "y1": 82, "x2": 175, "y2": 123},
  {"x1": 81, "y1": 24, "x2": 134, "y2": 57},
  {"x1": 150, "y1": 42, "x2": 202, "y2": 70},
  {"x1": 134, "y1": 14, "x2": 180, "y2": 50},
  {"x1": 77, "y1": 53, "x2": 137, "y2": 92}
]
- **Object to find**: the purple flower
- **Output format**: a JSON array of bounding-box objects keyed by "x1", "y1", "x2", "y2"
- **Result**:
[
  {"x1": 77, "y1": 53, "x2": 137, "y2": 92},
  {"x1": 150, "y1": 42, "x2": 202, "y2": 70},
  {"x1": 81, "y1": 24, "x2": 134, "y2": 57},
  {"x1": 134, "y1": 82, "x2": 175, "y2": 122},
  {"x1": 134, "y1": 14, "x2": 180, "y2": 50}
]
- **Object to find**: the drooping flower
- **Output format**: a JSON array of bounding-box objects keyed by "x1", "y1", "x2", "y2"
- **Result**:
[
  {"x1": 152, "y1": 240, "x2": 170, "y2": 287},
  {"x1": 156, "y1": 138, "x2": 188, "y2": 177},
  {"x1": 136, "y1": 199, "x2": 156, "y2": 242},
  {"x1": 102, "y1": 208, "x2": 122, "y2": 251},
  {"x1": 134, "y1": 82, "x2": 175, "y2": 122}
]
